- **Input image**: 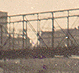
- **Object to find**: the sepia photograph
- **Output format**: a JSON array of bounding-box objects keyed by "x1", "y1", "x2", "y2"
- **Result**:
[{"x1": 0, "y1": 0, "x2": 79, "y2": 73}]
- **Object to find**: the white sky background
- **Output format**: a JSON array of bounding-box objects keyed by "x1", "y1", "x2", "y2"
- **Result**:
[
  {"x1": 0, "y1": 0, "x2": 79, "y2": 15},
  {"x1": 0, "y1": 0, "x2": 79, "y2": 46}
]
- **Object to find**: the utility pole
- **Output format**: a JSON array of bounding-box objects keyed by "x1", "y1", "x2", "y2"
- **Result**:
[{"x1": 52, "y1": 12, "x2": 54, "y2": 49}]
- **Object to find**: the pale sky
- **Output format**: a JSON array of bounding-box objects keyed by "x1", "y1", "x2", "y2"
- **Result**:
[{"x1": 0, "y1": 0, "x2": 79, "y2": 15}]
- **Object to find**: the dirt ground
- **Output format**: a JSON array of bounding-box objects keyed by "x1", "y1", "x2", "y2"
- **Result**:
[{"x1": 0, "y1": 56, "x2": 79, "y2": 73}]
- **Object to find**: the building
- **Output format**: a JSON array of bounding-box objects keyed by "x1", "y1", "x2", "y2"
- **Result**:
[
  {"x1": 3, "y1": 36, "x2": 32, "y2": 50},
  {"x1": 0, "y1": 11, "x2": 7, "y2": 46},
  {"x1": 39, "y1": 28, "x2": 79, "y2": 48},
  {"x1": 0, "y1": 11, "x2": 32, "y2": 50}
]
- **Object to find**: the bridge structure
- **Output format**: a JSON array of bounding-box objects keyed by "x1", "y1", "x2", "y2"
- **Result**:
[
  {"x1": 0, "y1": 8, "x2": 79, "y2": 73},
  {"x1": 0, "y1": 8, "x2": 79, "y2": 57}
]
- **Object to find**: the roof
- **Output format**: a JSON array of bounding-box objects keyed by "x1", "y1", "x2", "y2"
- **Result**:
[{"x1": 0, "y1": 11, "x2": 7, "y2": 13}]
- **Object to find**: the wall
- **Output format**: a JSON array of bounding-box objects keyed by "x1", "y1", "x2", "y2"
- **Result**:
[
  {"x1": 0, "y1": 11, "x2": 7, "y2": 46},
  {"x1": 39, "y1": 29, "x2": 79, "y2": 48}
]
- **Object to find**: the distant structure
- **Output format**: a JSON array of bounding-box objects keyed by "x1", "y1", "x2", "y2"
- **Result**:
[
  {"x1": 3, "y1": 36, "x2": 32, "y2": 50},
  {"x1": 0, "y1": 11, "x2": 32, "y2": 50},
  {"x1": 0, "y1": 11, "x2": 7, "y2": 45},
  {"x1": 39, "y1": 28, "x2": 79, "y2": 48},
  {"x1": 39, "y1": 31, "x2": 52, "y2": 47}
]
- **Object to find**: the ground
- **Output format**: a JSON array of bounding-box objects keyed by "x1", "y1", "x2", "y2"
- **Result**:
[{"x1": 0, "y1": 55, "x2": 79, "y2": 73}]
